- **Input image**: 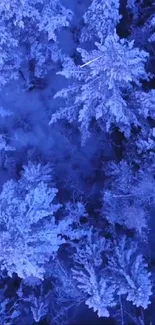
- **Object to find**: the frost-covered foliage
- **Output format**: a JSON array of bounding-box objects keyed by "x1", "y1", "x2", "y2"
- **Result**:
[
  {"x1": 149, "y1": 15, "x2": 155, "y2": 42},
  {"x1": 107, "y1": 237, "x2": 152, "y2": 308},
  {"x1": 134, "y1": 90, "x2": 155, "y2": 120},
  {"x1": 0, "y1": 0, "x2": 155, "y2": 324},
  {"x1": 129, "y1": 8, "x2": 155, "y2": 50},
  {"x1": 0, "y1": 285, "x2": 20, "y2": 325},
  {"x1": 13, "y1": 260, "x2": 85, "y2": 325},
  {"x1": 103, "y1": 160, "x2": 155, "y2": 234},
  {"x1": 0, "y1": 161, "x2": 91, "y2": 279},
  {"x1": 0, "y1": 0, "x2": 73, "y2": 86},
  {"x1": 0, "y1": 26, "x2": 21, "y2": 87},
  {"x1": 16, "y1": 280, "x2": 50, "y2": 323},
  {"x1": 62, "y1": 201, "x2": 89, "y2": 241},
  {"x1": 0, "y1": 163, "x2": 65, "y2": 278},
  {"x1": 51, "y1": 31, "x2": 149, "y2": 141},
  {"x1": 81, "y1": 0, "x2": 121, "y2": 42},
  {"x1": 21, "y1": 161, "x2": 54, "y2": 186},
  {"x1": 134, "y1": 125, "x2": 155, "y2": 159},
  {"x1": 0, "y1": 107, "x2": 16, "y2": 173},
  {"x1": 0, "y1": 135, "x2": 15, "y2": 152},
  {"x1": 46, "y1": 259, "x2": 85, "y2": 325},
  {"x1": 72, "y1": 233, "x2": 152, "y2": 316},
  {"x1": 72, "y1": 231, "x2": 116, "y2": 317},
  {"x1": 73, "y1": 265, "x2": 117, "y2": 317},
  {"x1": 0, "y1": 107, "x2": 15, "y2": 152}
]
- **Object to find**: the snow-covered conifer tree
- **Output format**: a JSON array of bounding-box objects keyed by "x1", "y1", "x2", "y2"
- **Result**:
[
  {"x1": 107, "y1": 237, "x2": 152, "y2": 309},
  {"x1": 0, "y1": 0, "x2": 73, "y2": 87},
  {"x1": 81, "y1": 0, "x2": 121, "y2": 42},
  {"x1": 51, "y1": 32, "x2": 149, "y2": 142},
  {"x1": 0, "y1": 163, "x2": 65, "y2": 279}
]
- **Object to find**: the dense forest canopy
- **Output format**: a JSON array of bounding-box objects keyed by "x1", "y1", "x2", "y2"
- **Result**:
[{"x1": 0, "y1": 0, "x2": 155, "y2": 324}]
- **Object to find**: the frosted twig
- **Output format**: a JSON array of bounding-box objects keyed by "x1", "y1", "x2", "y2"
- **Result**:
[{"x1": 80, "y1": 55, "x2": 103, "y2": 68}]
